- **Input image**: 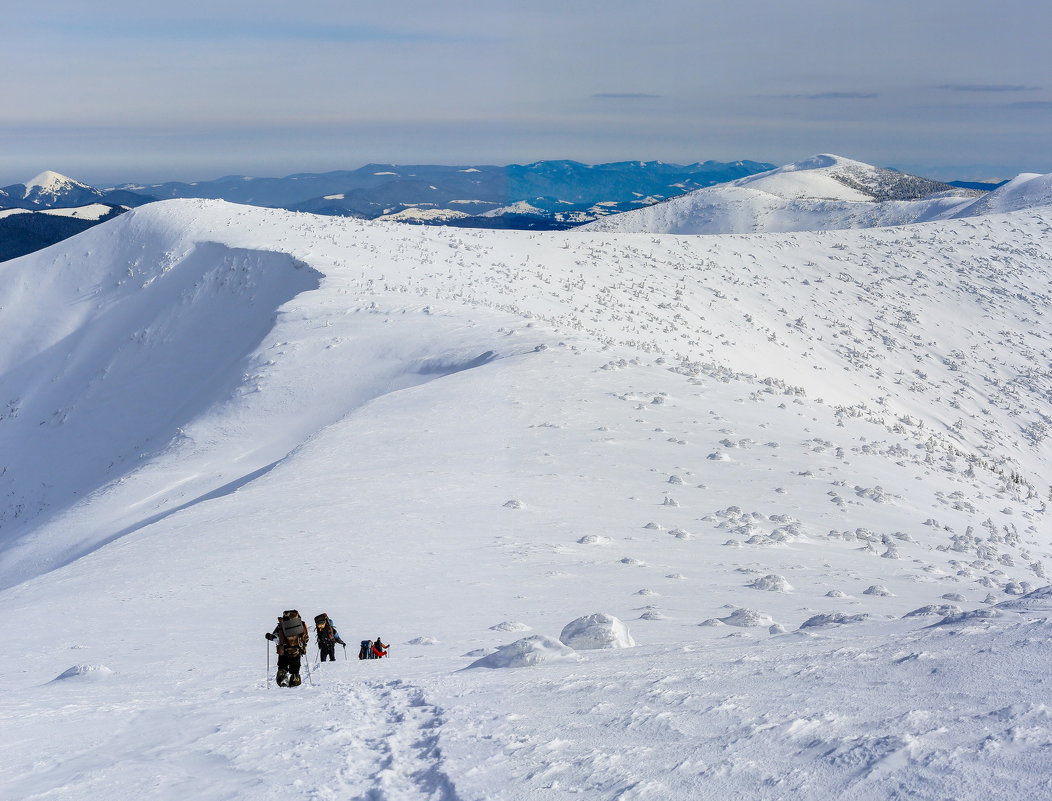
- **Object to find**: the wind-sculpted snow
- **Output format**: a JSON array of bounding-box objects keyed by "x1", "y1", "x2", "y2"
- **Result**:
[{"x1": 2, "y1": 198, "x2": 1051, "y2": 798}]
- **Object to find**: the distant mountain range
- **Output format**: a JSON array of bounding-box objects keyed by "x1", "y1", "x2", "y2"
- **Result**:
[
  {"x1": 114, "y1": 159, "x2": 777, "y2": 228},
  {"x1": 0, "y1": 160, "x2": 775, "y2": 260},
  {"x1": 3, "y1": 157, "x2": 1047, "y2": 263}
]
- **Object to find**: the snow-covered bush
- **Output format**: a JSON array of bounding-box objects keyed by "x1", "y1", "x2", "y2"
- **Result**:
[
  {"x1": 560, "y1": 613, "x2": 635, "y2": 650},
  {"x1": 466, "y1": 635, "x2": 580, "y2": 669},
  {"x1": 863, "y1": 584, "x2": 893, "y2": 597},
  {"x1": 719, "y1": 608, "x2": 775, "y2": 627},
  {"x1": 747, "y1": 574, "x2": 793, "y2": 592},
  {"x1": 489, "y1": 621, "x2": 531, "y2": 632},
  {"x1": 799, "y1": 612, "x2": 872, "y2": 629},
  {"x1": 903, "y1": 604, "x2": 962, "y2": 618},
  {"x1": 49, "y1": 664, "x2": 113, "y2": 683}
]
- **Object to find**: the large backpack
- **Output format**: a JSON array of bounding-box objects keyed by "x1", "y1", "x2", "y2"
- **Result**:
[
  {"x1": 359, "y1": 640, "x2": 373, "y2": 660},
  {"x1": 280, "y1": 611, "x2": 306, "y2": 642},
  {"x1": 315, "y1": 613, "x2": 335, "y2": 644}
]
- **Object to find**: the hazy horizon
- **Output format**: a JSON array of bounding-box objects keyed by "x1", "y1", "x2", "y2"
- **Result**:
[{"x1": 3, "y1": 1, "x2": 1050, "y2": 186}]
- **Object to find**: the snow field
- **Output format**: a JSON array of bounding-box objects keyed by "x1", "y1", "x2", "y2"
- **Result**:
[{"x1": 2, "y1": 198, "x2": 1051, "y2": 798}]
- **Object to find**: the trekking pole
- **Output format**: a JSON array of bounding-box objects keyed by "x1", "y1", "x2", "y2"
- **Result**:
[
  {"x1": 266, "y1": 642, "x2": 272, "y2": 689},
  {"x1": 343, "y1": 644, "x2": 347, "y2": 661},
  {"x1": 304, "y1": 650, "x2": 315, "y2": 687}
]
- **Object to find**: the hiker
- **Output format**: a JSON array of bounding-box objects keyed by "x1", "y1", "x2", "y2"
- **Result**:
[
  {"x1": 314, "y1": 613, "x2": 347, "y2": 662},
  {"x1": 371, "y1": 636, "x2": 389, "y2": 659},
  {"x1": 358, "y1": 639, "x2": 373, "y2": 660},
  {"x1": 265, "y1": 609, "x2": 309, "y2": 687}
]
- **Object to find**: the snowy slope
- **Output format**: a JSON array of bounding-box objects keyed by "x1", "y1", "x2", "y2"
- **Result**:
[
  {"x1": 2, "y1": 200, "x2": 1051, "y2": 800},
  {"x1": 0, "y1": 203, "x2": 120, "y2": 221},
  {"x1": 581, "y1": 154, "x2": 1025, "y2": 235}
]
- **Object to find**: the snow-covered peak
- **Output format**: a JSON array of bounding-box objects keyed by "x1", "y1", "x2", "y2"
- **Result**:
[
  {"x1": 24, "y1": 170, "x2": 86, "y2": 194},
  {"x1": 735, "y1": 153, "x2": 954, "y2": 202},
  {"x1": 15, "y1": 170, "x2": 105, "y2": 208}
]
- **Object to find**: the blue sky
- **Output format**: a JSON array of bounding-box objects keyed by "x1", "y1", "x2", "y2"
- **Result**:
[{"x1": 2, "y1": 0, "x2": 1049, "y2": 184}]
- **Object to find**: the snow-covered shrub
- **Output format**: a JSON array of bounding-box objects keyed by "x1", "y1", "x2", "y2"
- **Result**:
[
  {"x1": 903, "y1": 604, "x2": 962, "y2": 618},
  {"x1": 559, "y1": 613, "x2": 635, "y2": 650},
  {"x1": 577, "y1": 534, "x2": 610, "y2": 545},
  {"x1": 747, "y1": 574, "x2": 793, "y2": 592},
  {"x1": 466, "y1": 635, "x2": 579, "y2": 669},
  {"x1": 799, "y1": 612, "x2": 872, "y2": 629},
  {"x1": 49, "y1": 664, "x2": 113, "y2": 683},
  {"x1": 638, "y1": 610, "x2": 667, "y2": 620},
  {"x1": 996, "y1": 584, "x2": 1052, "y2": 611},
  {"x1": 863, "y1": 584, "x2": 893, "y2": 597},
  {"x1": 489, "y1": 621, "x2": 531, "y2": 632},
  {"x1": 719, "y1": 608, "x2": 775, "y2": 627}
]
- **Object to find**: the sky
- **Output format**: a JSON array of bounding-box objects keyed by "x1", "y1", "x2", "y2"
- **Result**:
[{"x1": 2, "y1": 0, "x2": 1050, "y2": 185}]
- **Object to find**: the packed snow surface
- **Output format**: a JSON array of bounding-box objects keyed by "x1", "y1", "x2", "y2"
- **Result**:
[{"x1": 2, "y1": 198, "x2": 1051, "y2": 799}]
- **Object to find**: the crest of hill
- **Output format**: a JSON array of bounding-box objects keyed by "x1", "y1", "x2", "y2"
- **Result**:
[
  {"x1": 735, "y1": 154, "x2": 960, "y2": 202},
  {"x1": 579, "y1": 154, "x2": 1046, "y2": 235},
  {"x1": 2, "y1": 197, "x2": 1051, "y2": 591}
]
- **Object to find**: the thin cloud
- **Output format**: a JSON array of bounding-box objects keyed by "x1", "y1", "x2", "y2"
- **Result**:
[
  {"x1": 51, "y1": 18, "x2": 465, "y2": 44},
  {"x1": 1006, "y1": 100, "x2": 1052, "y2": 109},
  {"x1": 938, "y1": 84, "x2": 1040, "y2": 92},
  {"x1": 775, "y1": 92, "x2": 879, "y2": 100},
  {"x1": 591, "y1": 93, "x2": 662, "y2": 100}
]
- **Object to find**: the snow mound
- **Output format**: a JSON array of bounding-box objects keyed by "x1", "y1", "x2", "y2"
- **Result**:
[
  {"x1": 49, "y1": 664, "x2": 114, "y2": 683},
  {"x1": 465, "y1": 635, "x2": 580, "y2": 669},
  {"x1": 719, "y1": 608, "x2": 775, "y2": 628},
  {"x1": 559, "y1": 613, "x2": 635, "y2": 650},
  {"x1": 406, "y1": 636, "x2": 438, "y2": 646},
  {"x1": 863, "y1": 585, "x2": 893, "y2": 597},
  {"x1": 489, "y1": 621, "x2": 532, "y2": 632},
  {"x1": 903, "y1": 604, "x2": 963, "y2": 618},
  {"x1": 747, "y1": 574, "x2": 794, "y2": 592},
  {"x1": 799, "y1": 612, "x2": 873, "y2": 629},
  {"x1": 994, "y1": 585, "x2": 1052, "y2": 613},
  {"x1": 930, "y1": 609, "x2": 1005, "y2": 627},
  {"x1": 577, "y1": 534, "x2": 610, "y2": 545}
]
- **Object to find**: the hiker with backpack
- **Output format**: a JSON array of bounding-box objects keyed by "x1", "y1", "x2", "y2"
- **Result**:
[
  {"x1": 265, "y1": 609, "x2": 309, "y2": 687},
  {"x1": 371, "y1": 636, "x2": 389, "y2": 659},
  {"x1": 358, "y1": 637, "x2": 389, "y2": 660},
  {"x1": 314, "y1": 613, "x2": 347, "y2": 662}
]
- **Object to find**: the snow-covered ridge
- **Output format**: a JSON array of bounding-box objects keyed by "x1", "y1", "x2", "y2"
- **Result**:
[
  {"x1": 3, "y1": 198, "x2": 1051, "y2": 798},
  {"x1": 582, "y1": 154, "x2": 1052, "y2": 235},
  {"x1": 3, "y1": 197, "x2": 1050, "y2": 589}
]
